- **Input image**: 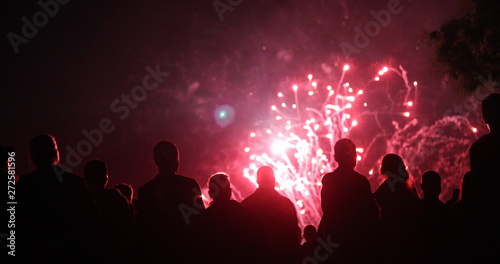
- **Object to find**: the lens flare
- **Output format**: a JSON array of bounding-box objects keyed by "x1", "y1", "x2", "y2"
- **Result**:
[{"x1": 214, "y1": 104, "x2": 235, "y2": 127}]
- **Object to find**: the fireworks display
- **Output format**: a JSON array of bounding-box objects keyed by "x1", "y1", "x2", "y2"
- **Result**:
[
  {"x1": 4, "y1": 0, "x2": 488, "y2": 235},
  {"x1": 240, "y1": 64, "x2": 479, "y2": 230}
]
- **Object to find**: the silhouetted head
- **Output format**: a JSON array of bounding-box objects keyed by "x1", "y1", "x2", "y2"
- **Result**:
[
  {"x1": 421, "y1": 170, "x2": 441, "y2": 199},
  {"x1": 83, "y1": 159, "x2": 108, "y2": 189},
  {"x1": 380, "y1": 154, "x2": 409, "y2": 181},
  {"x1": 153, "y1": 140, "x2": 179, "y2": 174},
  {"x1": 115, "y1": 183, "x2": 134, "y2": 202},
  {"x1": 303, "y1": 224, "x2": 317, "y2": 243},
  {"x1": 482, "y1": 93, "x2": 500, "y2": 131},
  {"x1": 257, "y1": 165, "x2": 275, "y2": 190},
  {"x1": 334, "y1": 138, "x2": 357, "y2": 169},
  {"x1": 208, "y1": 172, "x2": 231, "y2": 201},
  {"x1": 29, "y1": 134, "x2": 59, "y2": 167}
]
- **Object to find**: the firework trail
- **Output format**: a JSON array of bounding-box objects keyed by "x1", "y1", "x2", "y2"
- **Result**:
[{"x1": 240, "y1": 64, "x2": 478, "y2": 230}]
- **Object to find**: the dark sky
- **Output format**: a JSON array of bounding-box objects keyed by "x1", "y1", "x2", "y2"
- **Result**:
[{"x1": 2, "y1": 0, "x2": 471, "y2": 198}]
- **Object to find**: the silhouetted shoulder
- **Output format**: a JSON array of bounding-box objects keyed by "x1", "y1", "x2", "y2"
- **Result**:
[
  {"x1": 176, "y1": 174, "x2": 202, "y2": 189},
  {"x1": 321, "y1": 171, "x2": 335, "y2": 184},
  {"x1": 470, "y1": 133, "x2": 500, "y2": 171},
  {"x1": 19, "y1": 166, "x2": 86, "y2": 187},
  {"x1": 373, "y1": 181, "x2": 390, "y2": 199},
  {"x1": 142, "y1": 173, "x2": 199, "y2": 187},
  {"x1": 137, "y1": 177, "x2": 155, "y2": 195},
  {"x1": 242, "y1": 188, "x2": 297, "y2": 216},
  {"x1": 193, "y1": 199, "x2": 267, "y2": 263},
  {"x1": 323, "y1": 168, "x2": 372, "y2": 193}
]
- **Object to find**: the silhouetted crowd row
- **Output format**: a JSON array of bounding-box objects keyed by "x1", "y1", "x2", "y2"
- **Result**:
[{"x1": 2, "y1": 93, "x2": 499, "y2": 264}]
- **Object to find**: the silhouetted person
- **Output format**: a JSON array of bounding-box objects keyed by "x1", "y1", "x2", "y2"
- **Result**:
[
  {"x1": 242, "y1": 165, "x2": 299, "y2": 263},
  {"x1": 84, "y1": 159, "x2": 134, "y2": 262},
  {"x1": 449, "y1": 171, "x2": 480, "y2": 263},
  {"x1": 190, "y1": 173, "x2": 267, "y2": 264},
  {"x1": 318, "y1": 138, "x2": 379, "y2": 263},
  {"x1": 17, "y1": 134, "x2": 101, "y2": 263},
  {"x1": 134, "y1": 140, "x2": 204, "y2": 263},
  {"x1": 373, "y1": 153, "x2": 423, "y2": 264},
  {"x1": 469, "y1": 93, "x2": 500, "y2": 261},
  {"x1": 299, "y1": 224, "x2": 318, "y2": 262},
  {"x1": 420, "y1": 170, "x2": 452, "y2": 263},
  {"x1": 469, "y1": 93, "x2": 500, "y2": 203}
]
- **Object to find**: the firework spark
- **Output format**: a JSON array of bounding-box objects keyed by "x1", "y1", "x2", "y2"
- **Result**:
[{"x1": 240, "y1": 64, "x2": 476, "y2": 230}]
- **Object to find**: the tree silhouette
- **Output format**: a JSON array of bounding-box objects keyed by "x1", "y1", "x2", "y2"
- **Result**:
[{"x1": 426, "y1": 0, "x2": 500, "y2": 94}]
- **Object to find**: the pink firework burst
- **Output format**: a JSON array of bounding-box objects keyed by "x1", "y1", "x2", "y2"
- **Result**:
[{"x1": 240, "y1": 64, "x2": 475, "y2": 230}]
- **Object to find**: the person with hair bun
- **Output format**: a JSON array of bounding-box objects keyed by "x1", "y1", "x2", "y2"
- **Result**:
[{"x1": 373, "y1": 153, "x2": 423, "y2": 264}]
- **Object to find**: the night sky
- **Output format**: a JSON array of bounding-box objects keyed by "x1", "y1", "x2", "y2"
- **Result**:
[{"x1": 2, "y1": 0, "x2": 477, "y2": 200}]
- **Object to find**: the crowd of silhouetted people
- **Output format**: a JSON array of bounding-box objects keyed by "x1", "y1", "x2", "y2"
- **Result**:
[{"x1": 1, "y1": 93, "x2": 500, "y2": 263}]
